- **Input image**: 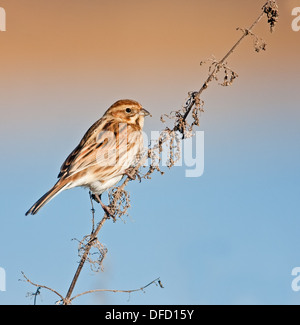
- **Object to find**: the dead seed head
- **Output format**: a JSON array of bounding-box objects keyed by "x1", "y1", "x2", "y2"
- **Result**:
[
  {"x1": 108, "y1": 187, "x2": 131, "y2": 220},
  {"x1": 263, "y1": 0, "x2": 279, "y2": 32},
  {"x1": 76, "y1": 235, "x2": 108, "y2": 272}
]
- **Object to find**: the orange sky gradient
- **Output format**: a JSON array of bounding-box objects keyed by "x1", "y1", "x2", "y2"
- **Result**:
[{"x1": 0, "y1": 0, "x2": 299, "y2": 135}]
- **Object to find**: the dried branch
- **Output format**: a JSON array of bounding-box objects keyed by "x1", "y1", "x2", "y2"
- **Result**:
[
  {"x1": 62, "y1": 179, "x2": 135, "y2": 304},
  {"x1": 64, "y1": 213, "x2": 109, "y2": 304},
  {"x1": 136, "y1": 0, "x2": 279, "y2": 180},
  {"x1": 21, "y1": 271, "x2": 65, "y2": 304},
  {"x1": 172, "y1": 1, "x2": 272, "y2": 136},
  {"x1": 21, "y1": 271, "x2": 161, "y2": 305},
  {"x1": 69, "y1": 277, "x2": 163, "y2": 302}
]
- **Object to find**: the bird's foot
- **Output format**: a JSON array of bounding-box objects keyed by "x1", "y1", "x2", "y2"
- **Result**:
[
  {"x1": 90, "y1": 193, "x2": 116, "y2": 221},
  {"x1": 124, "y1": 167, "x2": 141, "y2": 182}
]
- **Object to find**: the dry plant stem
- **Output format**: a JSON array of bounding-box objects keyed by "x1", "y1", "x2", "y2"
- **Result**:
[
  {"x1": 21, "y1": 271, "x2": 65, "y2": 303},
  {"x1": 21, "y1": 271, "x2": 160, "y2": 305},
  {"x1": 69, "y1": 277, "x2": 161, "y2": 302},
  {"x1": 63, "y1": 181, "x2": 129, "y2": 305},
  {"x1": 64, "y1": 214, "x2": 108, "y2": 305},
  {"x1": 179, "y1": 9, "x2": 265, "y2": 125}
]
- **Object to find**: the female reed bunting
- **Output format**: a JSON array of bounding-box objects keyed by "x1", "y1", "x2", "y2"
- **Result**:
[{"x1": 25, "y1": 99, "x2": 150, "y2": 216}]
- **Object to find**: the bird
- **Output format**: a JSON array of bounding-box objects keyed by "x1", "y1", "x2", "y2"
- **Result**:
[{"x1": 25, "y1": 99, "x2": 150, "y2": 216}]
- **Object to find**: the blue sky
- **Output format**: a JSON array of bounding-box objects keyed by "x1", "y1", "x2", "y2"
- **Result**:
[{"x1": 1, "y1": 75, "x2": 300, "y2": 305}]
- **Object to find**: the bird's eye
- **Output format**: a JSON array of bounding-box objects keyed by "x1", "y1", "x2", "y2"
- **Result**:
[{"x1": 125, "y1": 108, "x2": 132, "y2": 113}]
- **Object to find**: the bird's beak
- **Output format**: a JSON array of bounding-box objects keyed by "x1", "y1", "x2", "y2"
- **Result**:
[{"x1": 140, "y1": 108, "x2": 151, "y2": 117}]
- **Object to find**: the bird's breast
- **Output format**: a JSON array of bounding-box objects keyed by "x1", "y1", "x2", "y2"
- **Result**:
[{"x1": 88, "y1": 175, "x2": 123, "y2": 195}]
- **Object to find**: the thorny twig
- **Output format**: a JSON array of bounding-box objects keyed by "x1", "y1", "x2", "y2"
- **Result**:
[
  {"x1": 69, "y1": 277, "x2": 163, "y2": 303},
  {"x1": 21, "y1": 271, "x2": 162, "y2": 305},
  {"x1": 21, "y1": 272, "x2": 65, "y2": 304},
  {"x1": 23, "y1": 1, "x2": 278, "y2": 304}
]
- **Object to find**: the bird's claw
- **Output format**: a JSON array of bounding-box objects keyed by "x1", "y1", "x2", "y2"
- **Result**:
[
  {"x1": 90, "y1": 193, "x2": 116, "y2": 221},
  {"x1": 124, "y1": 167, "x2": 142, "y2": 183}
]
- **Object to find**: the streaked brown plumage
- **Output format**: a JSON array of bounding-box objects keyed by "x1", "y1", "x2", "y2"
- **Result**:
[{"x1": 25, "y1": 99, "x2": 150, "y2": 215}]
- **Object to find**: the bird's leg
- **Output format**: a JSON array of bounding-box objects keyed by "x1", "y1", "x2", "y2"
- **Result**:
[
  {"x1": 89, "y1": 191, "x2": 96, "y2": 231},
  {"x1": 90, "y1": 192, "x2": 100, "y2": 203},
  {"x1": 89, "y1": 191, "x2": 97, "y2": 209},
  {"x1": 93, "y1": 193, "x2": 115, "y2": 220}
]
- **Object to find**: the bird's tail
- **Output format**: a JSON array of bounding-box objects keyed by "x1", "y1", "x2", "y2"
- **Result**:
[{"x1": 25, "y1": 179, "x2": 69, "y2": 215}]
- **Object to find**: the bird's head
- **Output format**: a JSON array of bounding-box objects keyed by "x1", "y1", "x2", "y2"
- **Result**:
[{"x1": 105, "y1": 99, "x2": 150, "y2": 129}]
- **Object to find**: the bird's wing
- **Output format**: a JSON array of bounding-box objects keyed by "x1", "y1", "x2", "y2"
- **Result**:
[
  {"x1": 58, "y1": 118, "x2": 111, "y2": 178},
  {"x1": 58, "y1": 119, "x2": 137, "y2": 180}
]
